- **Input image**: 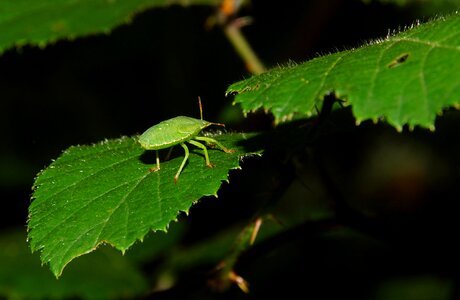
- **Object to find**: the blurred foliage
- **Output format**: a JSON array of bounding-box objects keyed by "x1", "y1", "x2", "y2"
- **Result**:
[
  {"x1": 0, "y1": 230, "x2": 148, "y2": 299},
  {"x1": 373, "y1": 275, "x2": 453, "y2": 300},
  {"x1": 0, "y1": 0, "x2": 220, "y2": 53}
]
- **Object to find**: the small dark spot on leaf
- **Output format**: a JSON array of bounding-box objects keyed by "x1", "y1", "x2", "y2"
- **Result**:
[{"x1": 387, "y1": 53, "x2": 410, "y2": 68}]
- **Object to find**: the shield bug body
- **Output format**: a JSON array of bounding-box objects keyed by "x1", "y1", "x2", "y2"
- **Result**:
[{"x1": 138, "y1": 100, "x2": 234, "y2": 183}]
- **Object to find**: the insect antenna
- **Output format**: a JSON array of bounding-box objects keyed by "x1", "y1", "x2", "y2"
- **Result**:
[
  {"x1": 198, "y1": 96, "x2": 204, "y2": 120},
  {"x1": 198, "y1": 96, "x2": 224, "y2": 127}
]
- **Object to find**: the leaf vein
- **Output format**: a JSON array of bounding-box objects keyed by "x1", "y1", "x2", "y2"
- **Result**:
[{"x1": 35, "y1": 152, "x2": 142, "y2": 202}]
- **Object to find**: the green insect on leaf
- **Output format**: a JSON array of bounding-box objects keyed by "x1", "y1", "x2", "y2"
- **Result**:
[{"x1": 138, "y1": 99, "x2": 235, "y2": 183}]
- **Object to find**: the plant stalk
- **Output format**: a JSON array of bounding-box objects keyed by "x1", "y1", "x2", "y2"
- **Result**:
[{"x1": 223, "y1": 18, "x2": 266, "y2": 75}]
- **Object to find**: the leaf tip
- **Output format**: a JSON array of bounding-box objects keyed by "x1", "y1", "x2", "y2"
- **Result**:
[{"x1": 51, "y1": 263, "x2": 65, "y2": 279}]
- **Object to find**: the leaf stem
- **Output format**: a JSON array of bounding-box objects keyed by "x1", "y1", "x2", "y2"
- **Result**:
[
  {"x1": 223, "y1": 18, "x2": 266, "y2": 75},
  {"x1": 209, "y1": 217, "x2": 264, "y2": 293}
]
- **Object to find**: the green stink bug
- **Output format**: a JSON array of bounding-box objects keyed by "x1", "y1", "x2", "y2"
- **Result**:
[{"x1": 138, "y1": 98, "x2": 234, "y2": 183}]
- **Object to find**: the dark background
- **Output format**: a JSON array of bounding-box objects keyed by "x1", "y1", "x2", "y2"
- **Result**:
[{"x1": 1, "y1": 0, "x2": 459, "y2": 299}]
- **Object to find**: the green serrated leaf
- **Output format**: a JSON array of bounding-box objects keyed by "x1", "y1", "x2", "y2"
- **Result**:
[
  {"x1": 227, "y1": 12, "x2": 460, "y2": 131},
  {"x1": 0, "y1": 0, "x2": 220, "y2": 53},
  {"x1": 27, "y1": 133, "x2": 260, "y2": 277}
]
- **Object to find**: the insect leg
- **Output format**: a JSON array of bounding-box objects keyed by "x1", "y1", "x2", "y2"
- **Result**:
[
  {"x1": 156, "y1": 150, "x2": 161, "y2": 169},
  {"x1": 165, "y1": 146, "x2": 174, "y2": 161},
  {"x1": 188, "y1": 139, "x2": 212, "y2": 167},
  {"x1": 195, "y1": 136, "x2": 235, "y2": 153},
  {"x1": 174, "y1": 143, "x2": 189, "y2": 183},
  {"x1": 149, "y1": 150, "x2": 161, "y2": 172}
]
